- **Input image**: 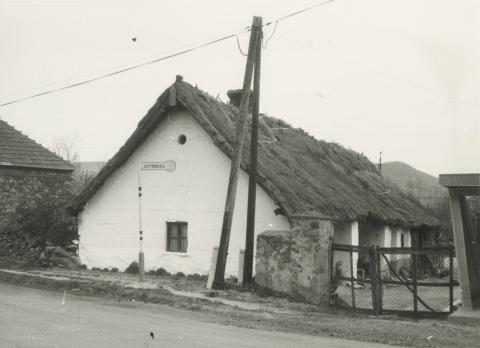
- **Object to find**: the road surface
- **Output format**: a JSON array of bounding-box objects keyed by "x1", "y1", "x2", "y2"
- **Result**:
[{"x1": 0, "y1": 282, "x2": 393, "y2": 347}]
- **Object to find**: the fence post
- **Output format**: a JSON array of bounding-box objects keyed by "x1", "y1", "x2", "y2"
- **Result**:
[
  {"x1": 327, "y1": 237, "x2": 333, "y2": 306},
  {"x1": 449, "y1": 244, "x2": 454, "y2": 313},
  {"x1": 370, "y1": 246, "x2": 379, "y2": 314},
  {"x1": 412, "y1": 251, "x2": 418, "y2": 315},
  {"x1": 350, "y1": 245, "x2": 356, "y2": 311},
  {"x1": 375, "y1": 246, "x2": 383, "y2": 314}
]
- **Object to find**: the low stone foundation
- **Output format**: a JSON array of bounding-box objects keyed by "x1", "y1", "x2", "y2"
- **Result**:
[{"x1": 255, "y1": 220, "x2": 334, "y2": 305}]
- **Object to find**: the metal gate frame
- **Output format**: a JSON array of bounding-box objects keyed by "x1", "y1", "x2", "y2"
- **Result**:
[{"x1": 328, "y1": 241, "x2": 457, "y2": 316}]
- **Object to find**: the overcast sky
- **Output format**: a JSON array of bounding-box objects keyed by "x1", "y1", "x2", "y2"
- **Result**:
[{"x1": 0, "y1": 0, "x2": 478, "y2": 177}]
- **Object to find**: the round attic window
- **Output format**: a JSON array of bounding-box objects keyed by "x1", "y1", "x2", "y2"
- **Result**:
[{"x1": 178, "y1": 134, "x2": 187, "y2": 145}]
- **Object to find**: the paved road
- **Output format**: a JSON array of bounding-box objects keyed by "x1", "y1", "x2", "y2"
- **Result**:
[{"x1": 0, "y1": 283, "x2": 392, "y2": 348}]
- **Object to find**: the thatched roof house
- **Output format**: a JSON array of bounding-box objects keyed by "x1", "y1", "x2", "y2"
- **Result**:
[{"x1": 69, "y1": 77, "x2": 438, "y2": 229}]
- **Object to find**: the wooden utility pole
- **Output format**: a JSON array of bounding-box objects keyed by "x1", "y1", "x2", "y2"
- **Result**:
[
  {"x1": 212, "y1": 16, "x2": 262, "y2": 289},
  {"x1": 243, "y1": 19, "x2": 262, "y2": 285}
]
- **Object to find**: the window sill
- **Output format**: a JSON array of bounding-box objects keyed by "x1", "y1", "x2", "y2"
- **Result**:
[{"x1": 163, "y1": 251, "x2": 191, "y2": 257}]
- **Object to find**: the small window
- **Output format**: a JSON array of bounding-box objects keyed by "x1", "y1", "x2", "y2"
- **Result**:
[
  {"x1": 166, "y1": 222, "x2": 188, "y2": 252},
  {"x1": 400, "y1": 233, "x2": 405, "y2": 248},
  {"x1": 178, "y1": 134, "x2": 187, "y2": 145}
]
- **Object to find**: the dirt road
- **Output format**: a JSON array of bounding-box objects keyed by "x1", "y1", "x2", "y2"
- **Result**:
[{"x1": 0, "y1": 283, "x2": 393, "y2": 348}]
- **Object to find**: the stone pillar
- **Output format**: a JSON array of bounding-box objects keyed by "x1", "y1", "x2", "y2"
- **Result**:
[{"x1": 256, "y1": 213, "x2": 334, "y2": 305}]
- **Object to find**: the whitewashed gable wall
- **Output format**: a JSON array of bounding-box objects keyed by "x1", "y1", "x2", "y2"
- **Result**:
[{"x1": 78, "y1": 110, "x2": 290, "y2": 275}]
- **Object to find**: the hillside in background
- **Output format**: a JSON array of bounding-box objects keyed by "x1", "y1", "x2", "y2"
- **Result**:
[
  {"x1": 381, "y1": 161, "x2": 453, "y2": 240},
  {"x1": 381, "y1": 161, "x2": 448, "y2": 208}
]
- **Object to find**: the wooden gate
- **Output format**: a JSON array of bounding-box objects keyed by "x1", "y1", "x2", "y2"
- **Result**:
[{"x1": 329, "y1": 242, "x2": 459, "y2": 316}]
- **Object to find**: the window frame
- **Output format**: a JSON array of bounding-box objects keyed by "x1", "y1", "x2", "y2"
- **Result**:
[{"x1": 166, "y1": 221, "x2": 188, "y2": 253}]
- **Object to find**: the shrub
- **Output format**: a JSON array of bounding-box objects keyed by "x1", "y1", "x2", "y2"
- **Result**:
[
  {"x1": 110, "y1": 267, "x2": 119, "y2": 273},
  {"x1": 187, "y1": 273, "x2": 207, "y2": 281},
  {"x1": 10, "y1": 187, "x2": 76, "y2": 247},
  {"x1": 102, "y1": 268, "x2": 109, "y2": 272},
  {"x1": 80, "y1": 264, "x2": 87, "y2": 270},
  {"x1": 174, "y1": 272, "x2": 185, "y2": 278},
  {"x1": 125, "y1": 261, "x2": 139, "y2": 274},
  {"x1": 155, "y1": 268, "x2": 169, "y2": 276},
  {"x1": 147, "y1": 270, "x2": 156, "y2": 276}
]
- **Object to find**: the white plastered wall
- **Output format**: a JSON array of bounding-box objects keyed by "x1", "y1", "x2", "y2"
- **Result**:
[
  {"x1": 390, "y1": 227, "x2": 411, "y2": 272},
  {"x1": 333, "y1": 221, "x2": 359, "y2": 278},
  {"x1": 358, "y1": 223, "x2": 411, "y2": 273},
  {"x1": 77, "y1": 110, "x2": 290, "y2": 275}
]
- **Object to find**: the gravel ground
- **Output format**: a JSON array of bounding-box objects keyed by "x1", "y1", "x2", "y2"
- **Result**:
[{"x1": 0, "y1": 259, "x2": 478, "y2": 348}]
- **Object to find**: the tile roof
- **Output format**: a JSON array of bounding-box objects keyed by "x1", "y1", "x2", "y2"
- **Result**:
[{"x1": 0, "y1": 119, "x2": 74, "y2": 171}]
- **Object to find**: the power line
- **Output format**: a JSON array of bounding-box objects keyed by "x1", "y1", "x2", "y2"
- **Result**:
[
  {"x1": 274, "y1": 0, "x2": 335, "y2": 23},
  {"x1": 0, "y1": 0, "x2": 336, "y2": 108},
  {"x1": 0, "y1": 31, "x2": 249, "y2": 108},
  {"x1": 260, "y1": 0, "x2": 335, "y2": 48},
  {"x1": 263, "y1": 21, "x2": 279, "y2": 49},
  {"x1": 235, "y1": 35, "x2": 248, "y2": 56}
]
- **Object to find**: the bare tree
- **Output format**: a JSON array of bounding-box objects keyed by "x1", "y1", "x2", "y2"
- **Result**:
[{"x1": 51, "y1": 135, "x2": 79, "y2": 163}]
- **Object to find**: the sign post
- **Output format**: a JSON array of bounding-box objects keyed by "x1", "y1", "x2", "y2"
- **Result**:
[
  {"x1": 137, "y1": 160, "x2": 176, "y2": 282},
  {"x1": 137, "y1": 163, "x2": 145, "y2": 282}
]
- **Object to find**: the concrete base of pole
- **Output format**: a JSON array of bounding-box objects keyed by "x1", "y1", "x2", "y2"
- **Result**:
[
  {"x1": 139, "y1": 251, "x2": 145, "y2": 282},
  {"x1": 238, "y1": 249, "x2": 245, "y2": 287},
  {"x1": 207, "y1": 247, "x2": 219, "y2": 289}
]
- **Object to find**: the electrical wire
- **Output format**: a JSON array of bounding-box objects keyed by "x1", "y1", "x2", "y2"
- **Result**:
[
  {"x1": 260, "y1": 0, "x2": 335, "y2": 49},
  {"x1": 262, "y1": 21, "x2": 279, "y2": 49},
  {"x1": 0, "y1": 0, "x2": 336, "y2": 108},
  {"x1": 274, "y1": 0, "x2": 335, "y2": 23},
  {"x1": 235, "y1": 35, "x2": 248, "y2": 56},
  {"x1": 0, "y1": 31, "x2": 247, "y2": 108}
]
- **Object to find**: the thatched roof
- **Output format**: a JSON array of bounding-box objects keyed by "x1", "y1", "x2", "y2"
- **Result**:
[{"x1": 68, "y1": 78, "x2": 439, "y2": 228}]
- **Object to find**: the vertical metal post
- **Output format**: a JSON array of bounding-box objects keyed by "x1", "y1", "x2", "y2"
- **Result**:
[
  {"x1": 243, "y1": 18, "x2": 263, "y2": 285},
  {"x1": 137, "y1": 164, "x2": 145, "y2": 282},
  {"x1": 413, "y1": 251, "x2": 418, "y2": 315},
  {"x1": 449, "y1": 244, "x2": 454, "y2": 313}
]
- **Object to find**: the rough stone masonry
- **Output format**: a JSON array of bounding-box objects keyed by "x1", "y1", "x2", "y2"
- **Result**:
[
  {"x1": 255, "y1": 219, "x2": 334, "y2": 305},
  {"x1": 0, "y1": 167, "x2": 77, "y2": 264}
]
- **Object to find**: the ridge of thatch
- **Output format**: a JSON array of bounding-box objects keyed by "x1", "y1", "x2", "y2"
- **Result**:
[{"x1": 68, "y1": 79, "x2": 439, "y2": 228}]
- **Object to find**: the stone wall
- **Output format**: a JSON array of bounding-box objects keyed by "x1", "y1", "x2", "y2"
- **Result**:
[
  {"x1": 0, "y1": 167, "x2": 76, "y2": 262},
  {"x1": 255, "y1": 220, "x2": 334, "y2": 305},
  {"x1": 0, "y1": 167, "x2": 73, "y2": 229}
]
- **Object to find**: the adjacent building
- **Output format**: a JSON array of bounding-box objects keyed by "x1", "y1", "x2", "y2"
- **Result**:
[{"x1": 0, "y1": 119, "x2": 74, "y2": 232}]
